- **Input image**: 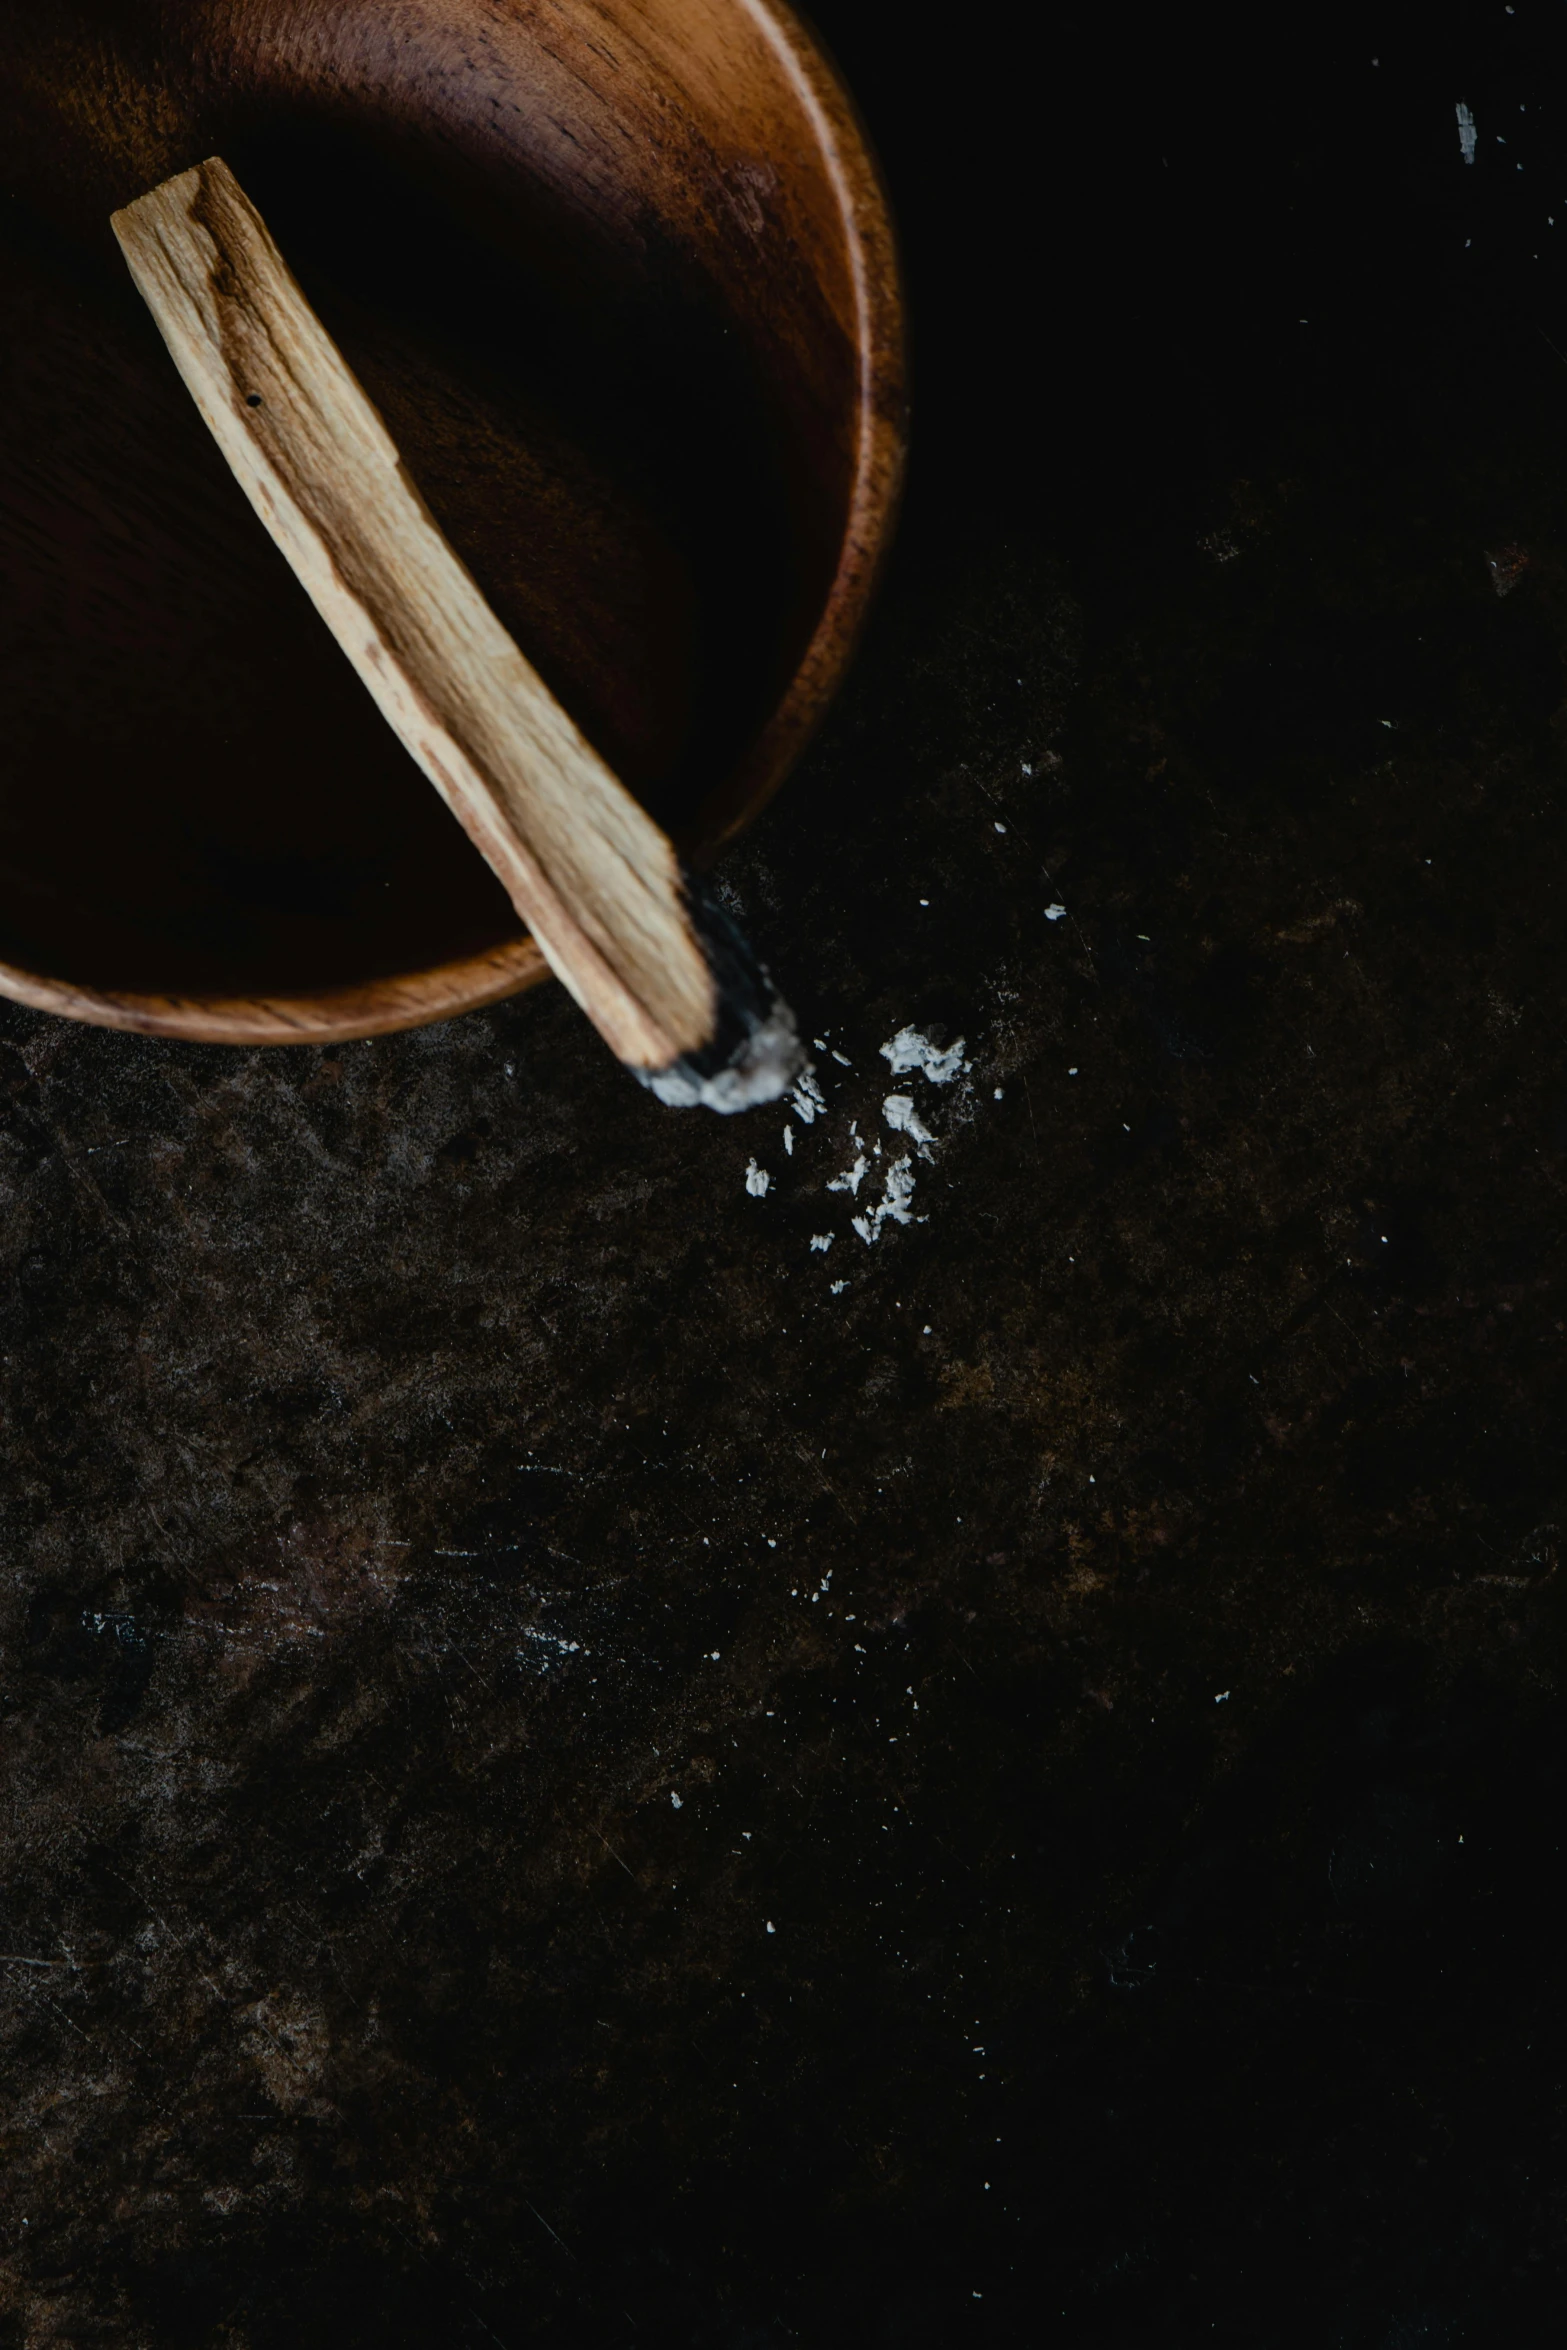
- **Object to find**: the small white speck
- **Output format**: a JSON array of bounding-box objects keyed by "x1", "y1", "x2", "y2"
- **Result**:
[
  {"x1": 745, "y1": 1159, "x2": 770, "y2": 1197},
  {"x1": 710, "y1": 1651, "x2": 721, "y2": 1661},
  {"x1": 810, "y1": 1233, "x2": 833, "y2": 1253},
  {"x1": 783, "y1": 1124, "x2": 794, "y2": 1156},
  {"x1": 1021, "y1": 761, "x2": 1033, "y2": 775},
  {"x1": 918, "y1": 898, "x2": 929, "y2": 906},
  {"x1": 1215, "y1": 1691, "x2": 1230, "y2": 1704},
  {"x1": 671, "y1": 1792, "x2": 683, "y2": 1809},
  {"x1": 994, "y1": 821, "x2": 1007, "y2": 833},
  {"x1": 1457, "y1": 102, "x2": 1477, "y2": 166},
  {"x1": 1045, "y1": 902, "x2": 1067, "y2": 921},
  {"x1": 831, "y1": 1049, "x2": 852, "y2": 1066},
  {"x1": 830, "y1": 1279, "x2": 848, "y2": 1294},
  {"x1": 1068, "y1": 1066, "x2": 1078, "y2": 1076},
  {"x1": 923, "y1": 1324, "x2": 932, "y2": 1334},
  {"x1": 993, "y1": 1086, "x2": 1004, "y2": 1100},
  {"x1": 766, "y1": 1921, "x2": 776, "y2": 1934}
]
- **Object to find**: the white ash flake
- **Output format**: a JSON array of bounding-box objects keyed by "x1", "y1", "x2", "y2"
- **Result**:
[
  {"x1": 882, "y1": 1093, "x2": 936, "y2": 1157},
  {"x1": 830, "y1": 1280, "x2": 848, "y2": 1294},
  {"x1": 790, "y1": 1070, "x2": 828, "y2": 1124},
  {"x1": 1045, "y1": 903, "x2": 1067, "y2": 922},
  {"x1": 852, "y1": 1154, "x2": 920, "y2": 1245},
  {"x1": 1457, "y1": 101, "x2": 1477, "y2": 165},
  {"x1": 827, "y1": 1154, "x2": 869, "y2": 1196},
  {"x1": 880, "y1": 1027, "x2": 967, "y2": 1084},
  {"x1": 760, "y1": 1021, "x2": 999, "y2": 1266}
]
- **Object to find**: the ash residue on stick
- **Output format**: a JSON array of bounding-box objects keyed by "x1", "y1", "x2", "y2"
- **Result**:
[{"x1": 638, "y1": 873, "x2": 805, "y2": 1112}]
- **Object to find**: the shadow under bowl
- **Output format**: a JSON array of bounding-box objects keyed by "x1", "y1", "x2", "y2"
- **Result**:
[{"x1": 0, "y1": 0, "x2": 904, "y2": 1041}]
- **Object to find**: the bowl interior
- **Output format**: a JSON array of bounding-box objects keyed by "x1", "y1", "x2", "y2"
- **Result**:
[{"x1": 0, "y1": 0, "x2": 893, "y2": 1023}]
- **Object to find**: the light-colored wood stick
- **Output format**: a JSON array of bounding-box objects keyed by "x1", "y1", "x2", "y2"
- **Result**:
[{"x1": 110, "y1": 156, "x2": 800, "y2": 1106}]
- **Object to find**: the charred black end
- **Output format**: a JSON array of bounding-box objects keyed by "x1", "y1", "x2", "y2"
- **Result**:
[{"x1": 636, "y1": 873, "x2": 805, "y2": 1113}]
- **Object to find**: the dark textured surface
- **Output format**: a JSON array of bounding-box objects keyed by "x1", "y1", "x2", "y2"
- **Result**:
[{"x1": 6, "y1": 2, "x2": 1567, "y2": 2342}]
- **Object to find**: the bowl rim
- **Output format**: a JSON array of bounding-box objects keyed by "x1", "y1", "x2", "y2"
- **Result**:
[{"x1": 0, "y1": 0, "x2": 906, "y2": 1048}]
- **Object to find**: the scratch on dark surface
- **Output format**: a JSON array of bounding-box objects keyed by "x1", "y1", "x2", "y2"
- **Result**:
[
  {"x1": 593, "y1": 1826, "x2": 637, "y2": 1877},
  {"x1": 526, "y1": 2201, "x2": 577, "y2": 2260}
]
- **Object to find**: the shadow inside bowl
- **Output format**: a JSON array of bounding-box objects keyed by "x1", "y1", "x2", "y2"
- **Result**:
[{"x1": 0, "y1": 0, "x2": 900, "y2": 1031}]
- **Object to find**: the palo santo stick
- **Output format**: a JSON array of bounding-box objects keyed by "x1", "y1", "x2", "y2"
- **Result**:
[{"x1": 111, "y1": 156, "x2": 801, "y2": 1109}]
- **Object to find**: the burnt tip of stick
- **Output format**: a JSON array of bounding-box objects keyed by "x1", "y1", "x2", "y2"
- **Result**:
[{"x1": 636, "y1": 874, "x2": 805, "y2": 1113}]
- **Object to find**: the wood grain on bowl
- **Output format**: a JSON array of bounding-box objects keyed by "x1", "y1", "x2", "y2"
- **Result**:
[{"x1": 0, "y1": 0, "x2": 904, "y2": 1042}]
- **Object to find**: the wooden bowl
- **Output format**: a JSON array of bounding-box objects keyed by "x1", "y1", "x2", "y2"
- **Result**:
[{"x1": 0, "y1": 0, "x2": 903, "y2": 1043}]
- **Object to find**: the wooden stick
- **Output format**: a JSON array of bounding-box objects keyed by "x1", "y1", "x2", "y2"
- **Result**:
[{"x1": 110, "y1": 157, "x2": 801, "y2": 1108}]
